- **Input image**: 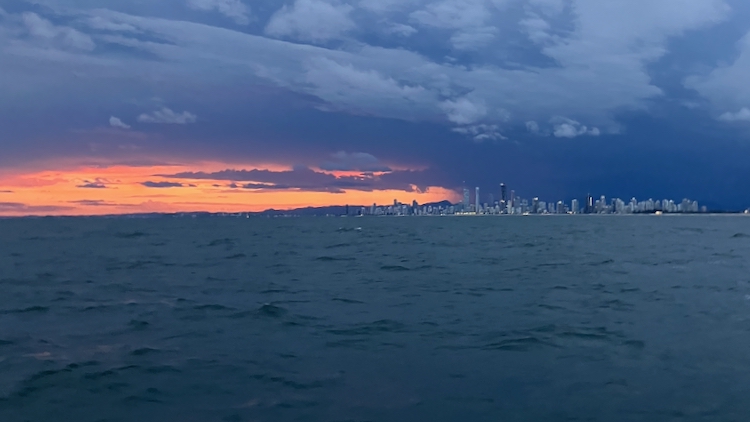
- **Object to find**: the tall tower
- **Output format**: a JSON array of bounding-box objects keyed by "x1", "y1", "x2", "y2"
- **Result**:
[
  {"x1": 475, "y1": 187, "x2": 480, "y2": 213},
  {"x1": 500, "y1": 183, "x2": 507, "y2": 203},
  {"x1": 462, "y1": 188, "x2": 471, "y2": 210}
]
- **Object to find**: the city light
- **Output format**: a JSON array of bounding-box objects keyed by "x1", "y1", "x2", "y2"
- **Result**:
[{"x1": 358, "y1": 184, "x2": 707, "y2": 216}]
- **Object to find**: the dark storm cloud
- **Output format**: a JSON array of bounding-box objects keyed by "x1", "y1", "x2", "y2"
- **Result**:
[
  {"x1": 160, "y1": 166, "x2": 453, "y2": 193},
  {"x1": 141, "y1": 181, "x2": 187, "y2": 188}
]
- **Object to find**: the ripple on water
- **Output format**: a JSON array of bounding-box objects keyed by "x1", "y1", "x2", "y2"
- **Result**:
[
  {"x1": 128, "y1": 320, "x2": 150, "y2": 330},
  {"x1": 477, "y1": 324, "x2": 639, "y2": 353},
  {"x1": 328, "y1": 319, "x2": 406, "y2": 336},
  {"x1": 129, "y1": 347, "x2": 162, "y2": 357},
  {"x1": 380, "y1": 265, "x2": 410, "y2": 271},
  {"x1": 332, "y1": 298, "x2": 365, "y2": 304},
  {"x1": 325, "y1": 243, "x2": 352, "y2": 249},
  {"x1": 114, "y1": 231, "x2": 148, "y2": 239},
  {"x1": 257, "y1": 303, "x2": 288, "y2": 317},
  {"x1": 2, "y1": 306, "x2": 49, "y2": 315},
  {"x1": 482, "y1": 336, "x2": 555, "y2": 352},
  {"x1": 229, "y1": 303, "x2": 289, "y2": 319},
  {"x1": 193, "y1": 304, "x2": 236, "y2": 312},
  {"x1": 315, "y1": 256, "x2": 356, "y2": 261}
]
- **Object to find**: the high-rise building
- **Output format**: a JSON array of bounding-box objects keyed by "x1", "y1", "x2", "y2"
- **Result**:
[
  {"x1": 500, "y1": 183, "x2": 507, "y2": 202},
  {"x1": 463, "y1": 188, "x2": 470, "y2": 209},
  {"x1": 571, "y1": 199, "x2": 579, "y2": 214},
  {"x1": 586, "y1": 194, "x2": 594, "y2": 213},
  {"x1": 475, "y1": 187, "x2": 480, "y2": 213},
  {"x1": 510, "y1": 190, "x2": 516, "y2": 207}
]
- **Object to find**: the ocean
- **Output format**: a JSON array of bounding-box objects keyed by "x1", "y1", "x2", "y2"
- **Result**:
[{"x1": 2, "y1": 215, "x2": 750, "y2": 421}]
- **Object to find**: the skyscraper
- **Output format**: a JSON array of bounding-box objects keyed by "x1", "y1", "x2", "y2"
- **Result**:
[
  {"x1": 462, "y1": 188, "x2": 470, "y2": 210},
  {"x1": 571, "y1": 199, "x2": 579, "y2": 214},
  {"x1": 475, "y1": 187, "x2": 480, "y2": 213},
  {"x1": 500, "y1": 183, "x2": 507, "y2": 202}
]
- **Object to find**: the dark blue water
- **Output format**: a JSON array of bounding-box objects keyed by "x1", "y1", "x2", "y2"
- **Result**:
[{"x1": 2, "y1": 215, "x2": 750, "y2": 421}]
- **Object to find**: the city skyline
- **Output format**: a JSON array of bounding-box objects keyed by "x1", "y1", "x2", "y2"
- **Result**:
[{"x1": 360, "y1": 187, "x2": 708, "y2": 217}]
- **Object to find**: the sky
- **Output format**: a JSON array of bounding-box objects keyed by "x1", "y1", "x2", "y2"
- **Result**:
[{"x1": 2, "y1": 0, "x2": 750, "y2": 215}]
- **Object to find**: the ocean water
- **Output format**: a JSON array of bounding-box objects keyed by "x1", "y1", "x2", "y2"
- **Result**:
[{"x1": 2, "y1": 215, "x2": 750, "y2": 421}]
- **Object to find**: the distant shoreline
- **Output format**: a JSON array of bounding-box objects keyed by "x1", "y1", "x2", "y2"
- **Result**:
[{"x1": 1, "y1": 212, "x2": 749, "y2": 219}]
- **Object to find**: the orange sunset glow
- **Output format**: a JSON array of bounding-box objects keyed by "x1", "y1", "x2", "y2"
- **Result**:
[{"x1": 0, "y1": 162, "x2": 459, "y2": 217}]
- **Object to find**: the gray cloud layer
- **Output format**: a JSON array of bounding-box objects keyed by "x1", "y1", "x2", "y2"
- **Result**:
[
  {"x1": 160, "y1": 166, "x2": 451, "y2": 193},
  {"x1": 2, "y1": 0, "x2": 743, "y2": 139}
]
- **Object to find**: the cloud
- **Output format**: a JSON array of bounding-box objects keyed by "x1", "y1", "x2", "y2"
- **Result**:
[
  {"x1": 359, "y1": 0, "x2": 412, "y2": 14},
  {"x1": 265, "y1": 0, "x2": 355, "y2": 42},
  {"x1": 686, "y1": 32, "x2": 750, "y2": 121},
  {"x1": 0, "y1": 190, "x2": 13, "y2": 193},
  {"x1": 718, "y1": 108, "x2": 750, "y2": 122},
  {"x1": 141, "y1": 181, "x2": 187, "y2": 188},
  {"x1": 384, "y1": 23, "x2": 418, "y2": 37},
  {"x1": 319, "y1": 151, "x2": 392, "y2": 172},
  {"x1": 137, "y1": 108, "x2": 197, "y2": 124},
  {"x1": 77, "y1": 183, "x2": 107, "y2": 189},
  {"x1": 0, "y1": 0, "x2": 736, "y2": 154},
  {"x1": 520, "y1": 14, "x2": 553, "y2": 44},
  {"x1": 86, "y1": 16, "x2": 138, "y2": 32},
  {"x1": 409, "y1": 0, "x2": 491, "y2": 30},
  {"x1": 526, "y1": 121, "x2": 541, "y2": 134},
  {"x1": 28, "y1": 1, "x2": 726, "y2": 135},
  {"x1": 21, "y1": 12, "x2": 95, "y2": 51},
  {"x1": 449, "y1": 26, "x2": 497, "y2": 50},
  {"x1": 551, "y1": 117, "x2": 600, "y2": 138},
  {"x1": 303, "y1": 57, "x2": 434, "y2": 119},
  {"x1": 68, "y1": 199, "x2": 135, "y2": 207},
  {"x1": 159, "y1": 166, "x2": 452, "y2": 193},
  {"x1": 187, "y1": 0, "x2": 251, "y2": 25},
  {"x1": 440, "y1": 97, "x2": 487, "y2": 125},
  {"x1": 109, "y1": 116, "x2": 131, "y2": 129},
  {"x1": 0, "y1": 202, "x2": 72, "y2": 213},
  {"x1": 77, "y1": 178, "x2": 109, "y2": 188},
  {"x1": 528, "y1": 0, "x2": 566, "y2": 15},
  {"x1": 453, "y1": 124, "x2": 507, "y2": 142}
]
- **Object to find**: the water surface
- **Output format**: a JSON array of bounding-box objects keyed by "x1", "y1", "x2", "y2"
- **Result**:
[{"x1": 2, "y1": 215, "x2": 750, "y2": 421}]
